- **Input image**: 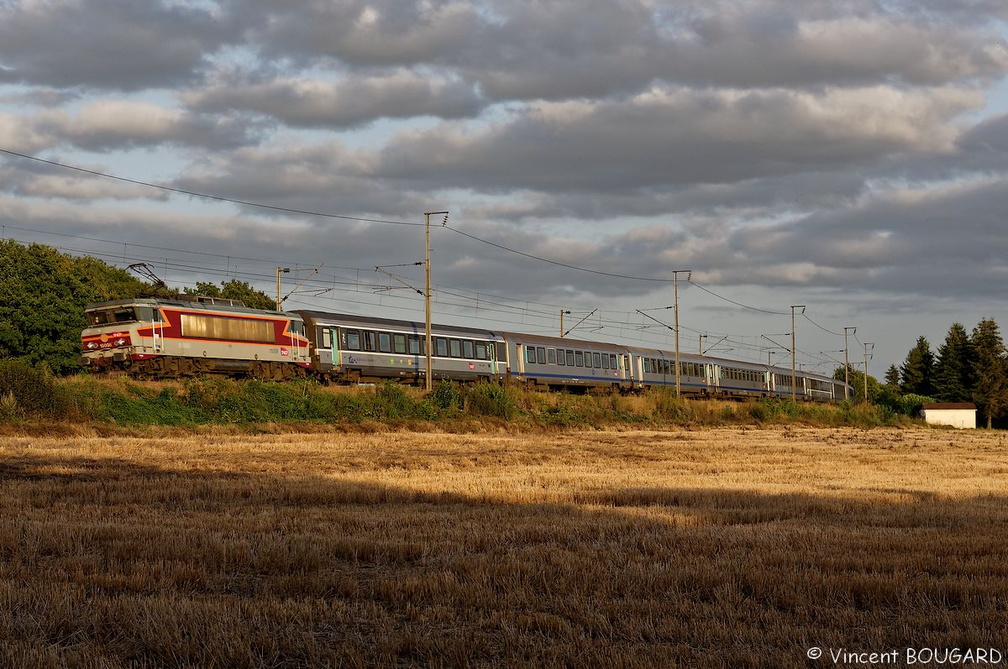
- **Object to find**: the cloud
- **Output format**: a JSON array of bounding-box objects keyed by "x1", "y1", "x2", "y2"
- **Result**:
[
  {"x1": 184, "y1": 71, "x2": 484, "y2": 128},
  {"x1": 0, "y1": 0, "x2": 230, "y2": 91},
  {"x1": 377, "y1": 85, "x2": 982, "y2": 192}
]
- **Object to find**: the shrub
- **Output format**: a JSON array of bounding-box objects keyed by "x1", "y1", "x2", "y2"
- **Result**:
[
  {"x1": 465, "y1": 382, "x2": 518, "y2": 420},
  {"x1": 0, "y1": 358, "x2": 64, "y2": 420},
  {"x1": 430, "y1": 380, "x2": 463, "y2": 415}
]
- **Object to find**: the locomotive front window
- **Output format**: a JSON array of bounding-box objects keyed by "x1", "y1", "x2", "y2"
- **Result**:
[{"x1": 89, "y1": 306, "x2": 144, "y2": 325}]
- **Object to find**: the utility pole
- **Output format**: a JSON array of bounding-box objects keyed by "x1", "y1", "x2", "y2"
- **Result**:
[
  {"x1": 275, "y1": 266, "x2": 289, "y2": 311},
  {"x1": 843, "y1": 326, "x2": 856, "y2": 401},
  {"x1": 790, "y1": 305, "x2": 805, "y2": 400},
  {"x1": 863, "y1": 342, "x2": 874, "y2": 403},
  {"x1": 559, "y1": 310, "x2": 570, "y2": 338},
  {"x1": 672, "y1": 270, "x2": 691, "y2": 398},
  {"x1": 423, "y1": 211, "x2": 449, "y2": 391}
]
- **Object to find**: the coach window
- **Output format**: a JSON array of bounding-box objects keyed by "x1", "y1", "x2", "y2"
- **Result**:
[
  {"x1": 565, "y1": 350, "x2": 575, "y2": 366},
  {"x1": 378, "y1": 332, "x2": 392, "y2": 353},
  {"x1": 436, "y1": 338, "x2": 448, "y2": 357},
  {"x1": 591, "y1": 352, "x2": 600, "y2": 368},
  {"x1": 525, "y1": 346, "x2": 536, "y2": 364},
  {"x1": 547, "y1": 349, "x2": 556, "y2": 364},
  {"x1": 322, "y1": 328, "x2": 332, "y2": 349},
  {"x1": 643, "y1": 359, "x2": 650, "y2": 374},
  {"x1": 363, "y1": 331, "x2": 377, "y2": 352},
  {"x1": 463, "y1": 340, "x2": 474, "y2": 358},
  {"x1": 601, "y1": 354, "x2": 609, "y2": 370},
  {"x1": 345, "y1": 330, "x2": 361, "y2": 351},
  {"x1": 475, "y1": 342, "x2": 487, "y2": 360},
  {"x1": 536, "y1": 347, "x2": 546, "y2": 364},
  {"x1": 575, "y1": 351, "x2": 584, "y2": 367},
  {"x1": 393, "y1": 333, "x2": 407, "y2": 354},
  {"x1": 609, "y1": 354, "x2": 617, "y2": 370},
  {"x1": 556, "y1": 349, "x2": 565, "y2": 366},
  {"x1": 449, "y1": 339, "x2": 462, "y2": 358},
  {"x1": 408, "y1": 336, "x2": 420, "y2": 355}
]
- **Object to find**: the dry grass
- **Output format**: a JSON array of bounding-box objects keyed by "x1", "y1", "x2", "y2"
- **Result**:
[{"x1": 2, "y1": 427, "x2": 1007, "y2": 667}]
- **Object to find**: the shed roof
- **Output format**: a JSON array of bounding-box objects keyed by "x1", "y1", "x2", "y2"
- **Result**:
[{"x1": 921, "y1": 403, "x2": 976, "y2": 410}]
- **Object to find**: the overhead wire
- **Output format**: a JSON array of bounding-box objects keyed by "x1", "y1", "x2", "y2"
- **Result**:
[{"x1": 0, "y1": 149, "x2": 856, "y2": 367}]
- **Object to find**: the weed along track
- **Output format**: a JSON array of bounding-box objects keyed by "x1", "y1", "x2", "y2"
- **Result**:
[{"x1": 2, "y1": 427, "x2": 1008, "y2": 667}]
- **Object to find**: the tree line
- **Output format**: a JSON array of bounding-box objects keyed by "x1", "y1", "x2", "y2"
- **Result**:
[{"x1": 846, "y1": 319, "x2": 1007, "y2": 428}]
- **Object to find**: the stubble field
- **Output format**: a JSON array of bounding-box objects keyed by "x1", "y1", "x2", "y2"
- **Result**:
[{"x1": 2, "y1": 426, "x2": 1007, "y2": 668}]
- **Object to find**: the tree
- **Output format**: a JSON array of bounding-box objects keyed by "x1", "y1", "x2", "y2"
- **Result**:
[
  {"x1": 833, "y1": 366, "x2": 883, "y2": 403},
  {"x1": 900, "y1": 336, "x2": 934, "y2": 396},
  {"x1": 884, "y1": 364, "x2": 900, "y2": 388},
  {"x1": 970, "y1": 318, "x2": 1008, "y2": 429},
  {"x1": 933, "y1": 322, "x2": 973, "y2": 403},
  {"x1": 0, "y1": 240, "x2": 150, "y2": 374},
  {"x1": 184, "y1": 280, "x2": 275, "y2": 311}
]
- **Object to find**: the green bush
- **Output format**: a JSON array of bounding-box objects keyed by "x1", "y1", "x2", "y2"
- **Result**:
[
  {"x1": 0, "y1": 358, "x2": 64, "y2": 420},
  {"x1": 465, "y1": 382, "x2": 517, "y2": 420},
  {"x1": 430, "y1": 380, "x2": 463, "y2": 415}
]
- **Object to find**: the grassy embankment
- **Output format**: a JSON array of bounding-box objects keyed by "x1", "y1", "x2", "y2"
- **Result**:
[
  {"x1": 2, "y1": 427, "x2": 1007, "y2": 667},
  {"x1": 0, "y1": 359, "x2": 903, "y2": 430}
]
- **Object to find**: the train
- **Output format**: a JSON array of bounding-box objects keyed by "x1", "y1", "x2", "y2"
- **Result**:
[{"x1": 79, "y1": 295, "x2": 853, "y2": 401}]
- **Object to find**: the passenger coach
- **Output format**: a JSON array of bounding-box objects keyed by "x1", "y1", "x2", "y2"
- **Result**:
[{"x1": 298, "y1": 311, "x2": 503, "y2": 384}]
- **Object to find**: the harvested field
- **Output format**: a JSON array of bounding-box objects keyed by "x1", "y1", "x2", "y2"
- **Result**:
[{"x1": 2, "y1": 426, "x2": 1007, "y2": 667}]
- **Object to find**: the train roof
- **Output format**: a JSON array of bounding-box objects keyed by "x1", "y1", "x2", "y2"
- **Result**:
[
  {"x1": 296, "y1": 310, "x2": 502, "y2": 340},
  {"x1": 84, "y1": 296, "x2": 292, "y2": 317},
  {"x1": 498, "y1": 331, "x2": 630, "y2": 351}
]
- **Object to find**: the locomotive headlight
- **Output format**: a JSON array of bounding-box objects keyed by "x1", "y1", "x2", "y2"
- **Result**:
[
  {"x1": 114, "y1": 338, "x2": 127, "y2": 347},
  {"x1": 87, "y1": 342, "x2": 97, "y2": 350}
]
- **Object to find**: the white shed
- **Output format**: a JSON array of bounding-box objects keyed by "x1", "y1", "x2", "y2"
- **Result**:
[{"x1": 920, "y1": 403, "x2": 977, "y2": 429}]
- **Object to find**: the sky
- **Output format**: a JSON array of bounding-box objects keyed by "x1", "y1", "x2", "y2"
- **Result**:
[{"x1": 2, "y1": 0, "x2": 1008, "y2": 377}]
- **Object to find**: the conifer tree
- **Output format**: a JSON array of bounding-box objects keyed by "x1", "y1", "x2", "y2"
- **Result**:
[
  {"x1": 933, "y1": 322, "x2": 973, "y2": 403},
  {"x1": 970, "y1": 318, "x2": 1008, "y2": 429},
  {"x1": 899, "y1": 336, "x2": 934, "y2": 397}
]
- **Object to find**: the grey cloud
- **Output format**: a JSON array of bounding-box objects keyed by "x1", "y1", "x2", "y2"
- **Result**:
[
  {"x1": 25, "y1": 101, "x2": 259, "y2": 152},
  {"x1": 223, "y1": 1, "x2": 1008, "y2": 105},
  {"x1": 0, "y1": 0, "x2": 230, "y2": 91},
  {"x1": 233, "y1": 0, "x2": 482, "y2": 67},
  {"x1": 377, "y1": 86, "x2": 980, "y2": 192},
  {"x1": 185, "y1": 71, "x2": 484, "y2": 128}
]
